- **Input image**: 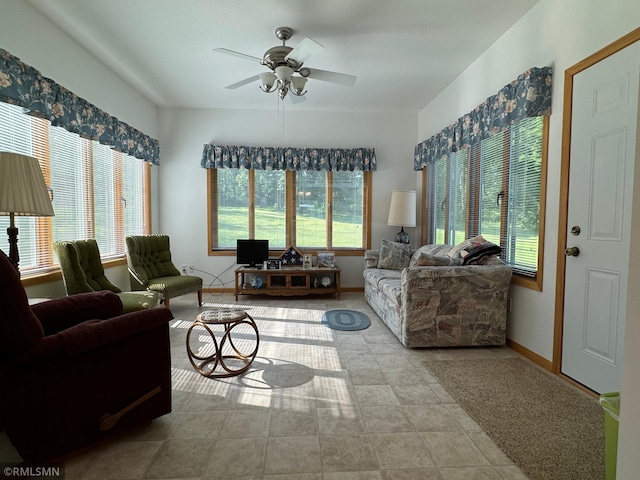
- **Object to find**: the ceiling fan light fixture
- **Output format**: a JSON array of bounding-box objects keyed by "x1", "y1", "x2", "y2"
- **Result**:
[
  {"x1": 291, "y1": 76, "x2": 307, "y2": 96},
  {"x1": 259, "y1": 72, "x2": 277, "y2": 92},
  {"x1": 275, "y1": 65, "x2": 294, "y2": 83}
]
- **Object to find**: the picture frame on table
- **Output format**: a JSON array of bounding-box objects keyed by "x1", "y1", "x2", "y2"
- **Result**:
[
  {"x1": 265, "y1": 259, "x2": 281, "y2": 270},
  {"x1": 303, "y1": 254, "x2": 313, "y2": 268},
  {"x1": 317, "y1": 251, "x2": 335, "y2": 268}
]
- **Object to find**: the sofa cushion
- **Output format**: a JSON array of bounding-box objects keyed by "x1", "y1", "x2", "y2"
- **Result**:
[
  {"x1": 363, "y1": 268, "x2": 402, "y2": 307},
  {"x1": 378, "y1": 240, "x2": 411, "y2": 271},
  {"x1": 410, "y1": 245, "x2": 463, "y2": 267},
  {"x1": 378, "y1": 277, "x2": 403, "y2": 307},
  {"x1": 363, "y1": 268, "x2": 402, "y2": 287},
  {"x1": 448, "y1": 235, "x2": 502, "y2": 264}
]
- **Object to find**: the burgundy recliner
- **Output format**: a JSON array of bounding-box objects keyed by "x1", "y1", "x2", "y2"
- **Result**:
[{"x1": 0, "y1": 250, "x2": 174, "y2": 461}]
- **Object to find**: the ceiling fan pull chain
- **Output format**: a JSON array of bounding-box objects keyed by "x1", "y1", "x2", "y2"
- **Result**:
[{"x1": 282, "y1": 98, "x2": 285, "y2": 144}]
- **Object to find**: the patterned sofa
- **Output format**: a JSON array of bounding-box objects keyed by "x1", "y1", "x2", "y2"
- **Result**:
[{"x1": 363, "y1": 240, "x2": 512, "y2": 348}]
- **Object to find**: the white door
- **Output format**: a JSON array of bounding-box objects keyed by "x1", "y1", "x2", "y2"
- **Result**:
[{"x1": 562, "y1": 42, "x2": 640, "y2": 394}]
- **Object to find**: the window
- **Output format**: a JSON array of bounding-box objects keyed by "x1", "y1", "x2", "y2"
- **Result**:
[
  {"x1": 424, "y1": 116, "x2": 548, "y2": 289},
  {"x1": 208, "y1": 169, "x2": 371, "y2": 252},
  {"x1": 0, "y1": 101, "x2": 150, "y2": 276}
]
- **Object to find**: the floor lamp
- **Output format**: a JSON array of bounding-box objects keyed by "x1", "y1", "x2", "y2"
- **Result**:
[
  {"x1": 0, "y1": 152, "x2": 55, "y2": 275},
  {"x1": 387, "y1": 190, "x2": 416, "y2": 244}
]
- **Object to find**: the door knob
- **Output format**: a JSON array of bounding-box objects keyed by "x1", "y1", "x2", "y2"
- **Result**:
[{"x1": 565, "y1": 246, "x2": 580, "y2": 257}]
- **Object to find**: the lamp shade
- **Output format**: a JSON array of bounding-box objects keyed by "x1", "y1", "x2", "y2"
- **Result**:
[
  {"x1": 291, "y1": 76, "x2": 308, "y2": 92},
  {"x1": 387, "y1": 190, "x2": 416, "y2": 227},
  {"x1": 0, "y1": 152, "x2": 55, "y2": 217},
  {"x1": 260, "y1": 72, "x2": 277, "y2": 90}
]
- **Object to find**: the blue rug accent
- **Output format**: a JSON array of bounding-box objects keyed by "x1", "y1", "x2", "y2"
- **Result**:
[{"x1": 322, "y1": 309, "x2": 371, "y2": 331}]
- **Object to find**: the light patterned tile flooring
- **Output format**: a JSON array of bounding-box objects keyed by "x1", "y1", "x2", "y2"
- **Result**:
[{"x1": 1, "y1": 292, "x2": 532, "y2": 479}]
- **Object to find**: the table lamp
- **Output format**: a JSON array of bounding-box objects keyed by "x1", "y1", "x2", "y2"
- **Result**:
[
  {"x1": 0, "y1": 152, "x2": 55, "y2": 275},
  {"x1": 387, "y1": 189, "x2": 416, "y2": 244}
]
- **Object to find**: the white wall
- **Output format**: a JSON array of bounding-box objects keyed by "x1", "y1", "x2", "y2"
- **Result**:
[
  {"x1": 0, "y1": 0, "x2": 160, "y2": 296},
  {"x1": 417, "y1": 0, "x2": 640, "y2": 361},
  {"x1": 157, "y1": 107, "x2": 417, "y2": 292}
]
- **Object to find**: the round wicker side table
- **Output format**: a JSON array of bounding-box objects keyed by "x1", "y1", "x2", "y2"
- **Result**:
[{"x1": 186, "y1": 309, "x2": 259, "y2": 378}]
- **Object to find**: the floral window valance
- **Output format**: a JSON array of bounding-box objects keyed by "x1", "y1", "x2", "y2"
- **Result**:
[
  {"x1": 414, "y1": 66, "x2": 552, "y2": 170},
  {"x1": 0, "y1": 49, "x2": 160, "y2": 166},
  {"x1": 201, "y1": 145, "x2": 377, "y2": 171}
]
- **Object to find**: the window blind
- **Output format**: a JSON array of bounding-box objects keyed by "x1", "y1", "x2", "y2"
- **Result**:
[
  {"x1": 433, "y1": 157, "x2": 447, "y2": 244},
  {"x1": 0, "y1": 101, "x2": 149, "y2": 275},
  {"x1": 333, "y1": 171, "x2": 365, "y2": 248},
  {"x1": 425, "y1": 116, "x2": 545, "y2": 278},
  {"x1": 0, "y1": 103, "x2": 48, "y2": 270},
  {"x1": 122, "y1": 153, "x2": 148, "y2": 239},
  {"x1": 448, "y1": 149, "x2": 468, "y2": 245},
  {"x1": 94, "y1": 142, "x2": 118, "y2": 256},
  {"x1": 295, "y1": 170, "x2": 327, "y2": 248},
  {"x1": 49, "y1": 126, "x2": 88, "y2": 245},
  {"x1": 505, "y1": 116, "x2": 543, "y2": 275},
  {"x1": 467, "y1": 117, "x2": 543, "y2": 275}
]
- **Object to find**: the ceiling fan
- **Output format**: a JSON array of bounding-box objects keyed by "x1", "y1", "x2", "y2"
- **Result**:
[{"x1": 213, "y1": 26, "x2": 357, "y2": 102}]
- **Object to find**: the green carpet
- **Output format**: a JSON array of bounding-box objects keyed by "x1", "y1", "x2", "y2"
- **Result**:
[{"x1": 422, "y1": 357, "x2": 605, "y2": 480}]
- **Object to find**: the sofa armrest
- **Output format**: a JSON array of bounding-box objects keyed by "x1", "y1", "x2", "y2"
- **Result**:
[
  {"x1": 32, "y1": 291, "x2": 124, "y2": 335},
  {"x1": 392, "y1": 262, "x2": 512, "y2": 347},
  {"x1": 364, "y1": 250, "x2": 380, "y2": 269},
  {"x1": 59, "y1": 307, "x2": 174, "y2": 355},
  {"x1": 10, "y1": 307, "x2": 174, "y2": 366}
]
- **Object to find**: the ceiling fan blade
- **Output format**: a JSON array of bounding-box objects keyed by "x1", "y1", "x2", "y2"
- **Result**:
[
  {"x1": 304, "y1": 68, "x2": 357, "y2": 87},
  {"x1": 285, "y1": 37, "x2": 324, "y2": 65},
  {"x1": 289, "y1": 94, "x2": 306, "y2": 104},
  {"x1": 213, "y1": 48, "x2": 262, "y2": 63},
  {"x1": 225, "y1": 74, "x2": 261, "y2": 90}
]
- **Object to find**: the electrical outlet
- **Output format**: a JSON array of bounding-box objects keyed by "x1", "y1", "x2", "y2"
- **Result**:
[
  {"x1": 188, "y1": 264, "x2": 194, "y2": 273},
  {"x1": 181, "y1": 264, "x2": 187, "y2": 274}
]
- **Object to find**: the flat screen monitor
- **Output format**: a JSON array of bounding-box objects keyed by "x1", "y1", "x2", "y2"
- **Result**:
[{"x1": 236, "y1": 239, "x2": 269, "y2": 268}]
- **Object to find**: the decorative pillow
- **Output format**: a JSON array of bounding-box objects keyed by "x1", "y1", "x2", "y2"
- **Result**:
[
  {"x1": 448, "y1": 235, "x2": 502, "y2": 265},
  {"x1": 378, "y1": 240, "x2": 411, "y2": 271}
]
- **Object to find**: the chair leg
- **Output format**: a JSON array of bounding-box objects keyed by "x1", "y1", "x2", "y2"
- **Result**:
[
  {"x1": 197, "y1": 289, "x2": 202, "y2": 307},
  {"x1": 163, "y1": 298, "x2": 170, "y2": 309}
]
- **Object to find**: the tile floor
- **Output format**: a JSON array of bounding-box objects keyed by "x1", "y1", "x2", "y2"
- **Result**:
[{"x1": 1, "y1": 292, "x2": 532, "y2": 479}]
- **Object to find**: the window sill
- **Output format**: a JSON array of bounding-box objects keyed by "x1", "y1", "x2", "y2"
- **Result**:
[
  {"x1": 209, "y1": 248, "x2": 366, "y2": 257},
  {"x1": 20, "y1": 256, "x2": 128, "y2": 287},
  {"x1": 511, "y1": 274, "x2": 542, "y2": 292}
]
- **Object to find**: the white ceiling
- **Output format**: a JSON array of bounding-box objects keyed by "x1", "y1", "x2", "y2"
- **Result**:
[{"x1": 26, "y1": 0, "x2": 539, "y2": 113}]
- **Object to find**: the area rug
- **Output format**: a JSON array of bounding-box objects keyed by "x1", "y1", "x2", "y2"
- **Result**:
[
  {"x1": 422, "y1": 357, "x2": 605, "y2": 480},
  {"x1": 322, "y1": 309, "x2": 371, "y2": 331}
]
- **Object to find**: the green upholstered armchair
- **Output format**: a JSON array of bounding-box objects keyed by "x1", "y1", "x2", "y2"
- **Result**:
[
  {"x1": 54, "y1": 239, "x2": 160, "y2": 313},
  {"x1": 125, "y1": 235, "x2": 202, "y2": 308}
]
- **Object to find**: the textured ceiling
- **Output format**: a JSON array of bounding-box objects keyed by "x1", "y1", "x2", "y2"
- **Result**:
[{"x1": 26, "y1": 0, "x2": 539, "y2": 113}]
